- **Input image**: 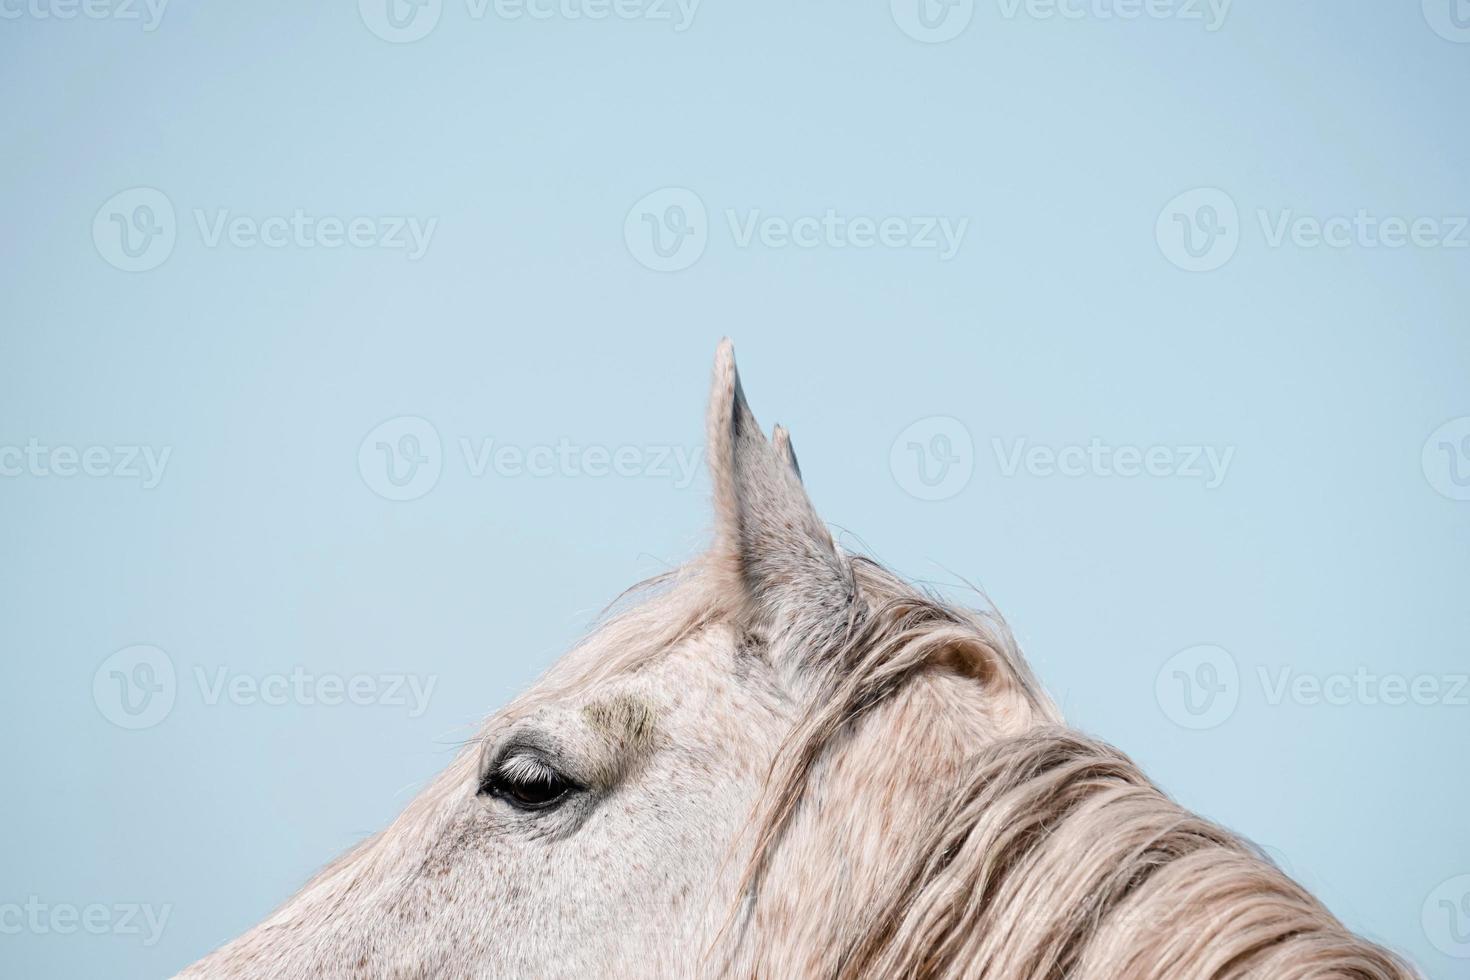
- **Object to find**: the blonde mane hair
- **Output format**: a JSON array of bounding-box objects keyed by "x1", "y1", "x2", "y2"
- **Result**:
[{"x1": 712, "y1": 554, "x2": 1416, "y2": 979}]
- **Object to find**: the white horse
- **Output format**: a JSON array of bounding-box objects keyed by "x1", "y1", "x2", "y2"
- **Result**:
[{"x1": 179, "y1": 341, "x2": 1415, "y2": 979}]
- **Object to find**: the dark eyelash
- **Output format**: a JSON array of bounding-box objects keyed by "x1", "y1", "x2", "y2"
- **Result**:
[{"x1": 478, "y1": 746, "x2": 581, "y2": 810}]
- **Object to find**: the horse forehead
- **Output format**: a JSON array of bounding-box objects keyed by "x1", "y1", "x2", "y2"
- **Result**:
[
  {"x1": 580, "y1": 691, "x2": 658, "y2": 751},
  {"x1": 553, "y1": 621, "x2": 762, "y2": 724}
]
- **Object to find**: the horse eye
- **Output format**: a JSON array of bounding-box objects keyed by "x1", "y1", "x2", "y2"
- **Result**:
[{"x1": 480, "y1": 756, "x2": 576, "y2": 811}]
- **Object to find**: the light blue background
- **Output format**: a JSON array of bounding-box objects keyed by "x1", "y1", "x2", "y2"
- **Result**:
[{"x1": 2, "y1": 2, "x2": 1467, "y2": 977}]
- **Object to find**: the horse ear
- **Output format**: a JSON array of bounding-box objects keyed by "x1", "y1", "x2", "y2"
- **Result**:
[
  {"x1": 771, "y1": 424, "x2": 802, "y2": 480},
  {"x1": 706, "y1": 340, "x2": 853, "y2": 636}
]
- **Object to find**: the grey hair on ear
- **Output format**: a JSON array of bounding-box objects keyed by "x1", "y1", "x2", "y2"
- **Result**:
[
  {"x1": 771, "y1": 424, "x2": 801, "y2": 481},
  {"x1": 704, "y1": 339, "x2": 853, "y2": 646}
]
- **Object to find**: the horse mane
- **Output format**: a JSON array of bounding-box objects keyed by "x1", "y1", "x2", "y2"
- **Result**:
[
  {"x1": 720, "y1": 554, "x2": 1417, "y2": 979},
  {"x1": 834, "y1": 728, "x2": 1414, "y2": 979}
]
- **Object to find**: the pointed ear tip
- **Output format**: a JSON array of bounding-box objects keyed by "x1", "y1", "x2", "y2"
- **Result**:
[
  {"x1": 713, "y1": 337, "x2": 736, "y2": 372},
  {"x1": 710, "y1": 338, "x2": 738, "y2": 391},
  {"x1": 707, "y1": 339, "x2": 748, "y2": 455},
  {"x1": 771, "y1": 424, "x2": 803, "y2": 480}
]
